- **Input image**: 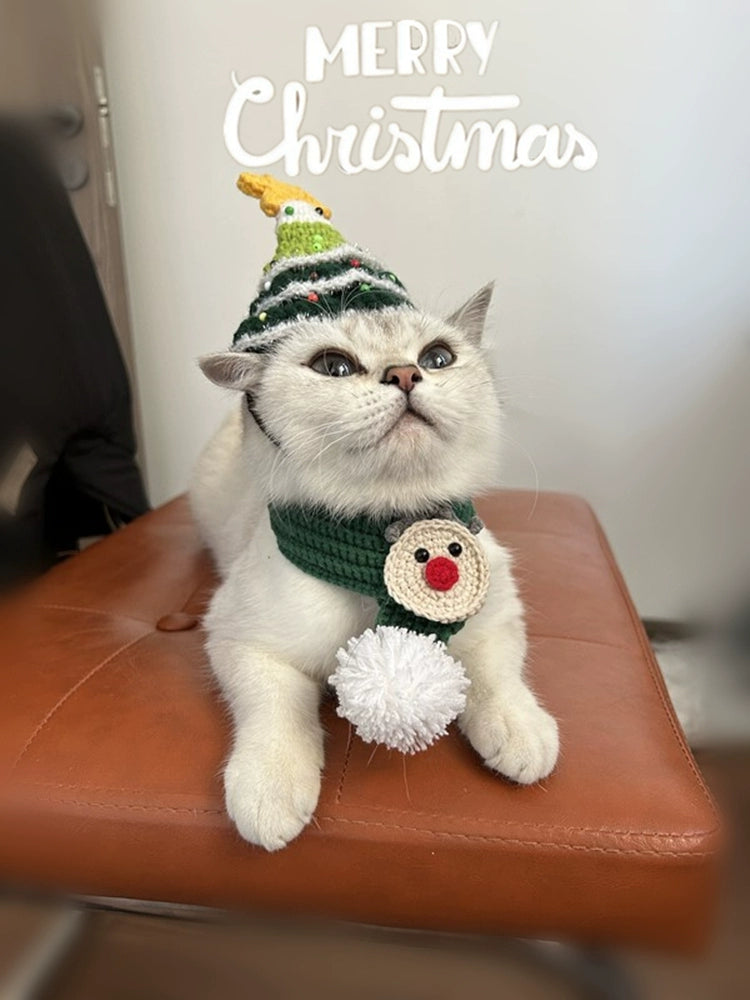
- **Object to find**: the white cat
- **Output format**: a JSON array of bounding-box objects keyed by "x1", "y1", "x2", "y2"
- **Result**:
[{"x1": 191, "y1": 287, "x2": 559, "y2": 851}]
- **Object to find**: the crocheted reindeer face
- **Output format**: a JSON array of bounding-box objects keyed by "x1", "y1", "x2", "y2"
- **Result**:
[{"x1": 384, "y1": 519, "x2": 490, "y2": 624}]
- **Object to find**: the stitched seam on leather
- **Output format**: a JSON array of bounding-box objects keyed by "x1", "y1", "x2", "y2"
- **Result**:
[
  {"x1": 45, "y1": 798, "x2": 222, "y2": 815},
  {"x1": 25, "y1": 779, "x2": 717, "y2": 839},
  {"x1": 36, "y1": 799, "x2": 716, "y2": 855},
  {"x1": 26, "y1": 780, "x2": 716, "y2": 839},
  {"x1": 33, "y1": 604, "x2": 154, "y2": 626},
  {"x1": 310, "y1": 803, "x2": 718, "y2": 839},
  {"x1": 525, "y1": 633, "x2": 637, "y2": 653},
  {"x1": 335, "y1": 724, "x2": 355, "y2": 804},
  {"x1": 31, "y1": 781, "x2": 219, "y2": 796},
  {"x1": 11, "y1": 630, "x2": 153, "y2": 771},
  {"x1": 316, "y1": 817, "x2": 716, "y2": 855},
  {"x1": 588, "y1": 506, "x2": 720, "y2": 821}
]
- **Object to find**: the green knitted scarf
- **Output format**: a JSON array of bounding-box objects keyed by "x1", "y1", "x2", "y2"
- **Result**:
[{"x1": 268, "y1": 501, "x2": 477, "y2": 644}]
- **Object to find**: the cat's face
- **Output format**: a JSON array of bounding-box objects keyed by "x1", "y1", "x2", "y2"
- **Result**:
[{"x1": 201, "y1": 287, "x2": 503, "y2": 515}]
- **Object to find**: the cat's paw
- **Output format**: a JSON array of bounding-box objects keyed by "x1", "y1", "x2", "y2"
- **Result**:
[
  {"x1": 224, "y1": 743, "x2": 322, "y2": 851},
  {"x1": 461, "y1": 696, "x2": 559, "y2": 785}
]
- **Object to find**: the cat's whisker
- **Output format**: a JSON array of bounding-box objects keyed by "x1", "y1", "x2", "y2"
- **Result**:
[
  {"x1": 450, "y1": 378, "x2": 494, "y2": 394},
  {"x1": 402, "y1": 755, "x2": 412, "y2": 802},
  {"x1": 501, "y1": 430, "x2": 541, "y2": 519},
  {"x1": 279, "y1": 416, "x2": 351, "y2": 448},
  {"x1": 272, "y1": 415, "x2": 359, "y2": 456},
  {"x1": 267, "y1": 418, "x2": 354, "y2": 495},
  {"x1": 309, "y1": 425, "x2": 361, "y2": 464},
  {"x1": 339, "y1": 285, "x2": 359, "y2": 314}
]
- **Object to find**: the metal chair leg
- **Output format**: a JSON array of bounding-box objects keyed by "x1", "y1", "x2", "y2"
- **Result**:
[
  {"x1": 0, "y1": 906, "x2": 87, "y2": 1000},
  {"x1": 523, "y1": 940, "x2": 640, "y2": 1000}
]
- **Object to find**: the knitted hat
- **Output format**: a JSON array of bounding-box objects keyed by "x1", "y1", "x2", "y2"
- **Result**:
[{"x1": 232, "y1": 173, "x2": 414, "y2": 353}]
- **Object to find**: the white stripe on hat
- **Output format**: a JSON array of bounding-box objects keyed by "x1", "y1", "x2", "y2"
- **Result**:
[
  {"x1": 231, "y1": 303, "x2": 417, "y2": 354},
  {"x1": 258, "y1": 243, "x2": 384, "y2": 291},
  {"x1": 255, "y1": 268, "x2": 410, "y2": 315}
]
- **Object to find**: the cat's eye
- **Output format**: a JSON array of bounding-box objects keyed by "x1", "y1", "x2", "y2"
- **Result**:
[
  {"x1": 418, "y1": 343, "x2": 455, "y2": 370},
  {"x1": 309, "y1": 350, "x2": 359, "y2": 377}
]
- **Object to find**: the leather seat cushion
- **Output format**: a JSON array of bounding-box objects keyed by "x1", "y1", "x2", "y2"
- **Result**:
[{"x1": 0, "y1": 492, "x2": 721, "y2": 951}]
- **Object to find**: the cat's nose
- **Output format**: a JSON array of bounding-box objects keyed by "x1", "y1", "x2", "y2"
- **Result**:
[{"x1": 382, "y1": 364, "x2": 423, "y2": 393}]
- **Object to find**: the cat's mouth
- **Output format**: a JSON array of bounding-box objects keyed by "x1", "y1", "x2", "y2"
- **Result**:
[
  {"x1": 345, "y1": 400, "x2": 441, "y2": 455},
  {"x1": 379, "y1": 402, "x2": 435, "y2": 441},
  {"x1": 403, "y1": 402, "x2": 434, "y2": 427}
]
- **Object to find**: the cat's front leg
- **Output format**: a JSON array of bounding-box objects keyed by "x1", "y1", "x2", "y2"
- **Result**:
[
  {"x1": 451, "y1": 553, "x2": 559, "y2": 784},
  {"x1": 208, "y1": 637, "x2": 324, "y2": 851}
]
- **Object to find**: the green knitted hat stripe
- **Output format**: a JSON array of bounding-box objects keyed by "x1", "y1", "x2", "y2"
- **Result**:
[
  {"x1": 271, "y1": 221, "x2": 346, "y2": 262},
  {"x1": 261, "y1": 243, "x2": 384, "y2": 284},
  {"x1": 268, "y1": 501, "x2": 477, "y2": 644},
  {"x1": 233, "y1": 287, "x2": 411, "y2": 345},
  {"x1": 256, "y1": 268, "x2": 409, "y2": 318},
  {"x1": 262, "y1": 256, "x2": 406, "y2": 300}
]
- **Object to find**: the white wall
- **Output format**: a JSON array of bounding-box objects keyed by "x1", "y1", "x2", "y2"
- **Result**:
[{"x1": 101, "y1": 0, "x2": 750, "y2": 619}]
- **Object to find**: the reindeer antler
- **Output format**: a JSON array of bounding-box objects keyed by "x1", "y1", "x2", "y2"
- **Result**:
[{"x1": 236, "y1": 173, "x2": 332, "y2": 220}]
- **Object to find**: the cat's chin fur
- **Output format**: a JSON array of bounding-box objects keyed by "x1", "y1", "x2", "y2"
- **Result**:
[{"x1": 242, "y1": 380, "x2": 503, "y2": 519}]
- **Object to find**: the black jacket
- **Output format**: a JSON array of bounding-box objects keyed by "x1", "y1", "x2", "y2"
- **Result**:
[{"x1": 0, "y1": 120, "x2": 148, "y2": 589}]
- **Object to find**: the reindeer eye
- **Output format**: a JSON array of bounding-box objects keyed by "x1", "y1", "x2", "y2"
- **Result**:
[
  {"x1": 309, "y1": 350, "x2": 359, "y2": 377},
  {"x1": 414, "y1": 548, "x2": 430, "y2": 563},
  {"x1": 419, "y1": 343, "x2": 455, "y2": 370},
  {"x1": 448, "y1": 542, "x2": 462, "y2": 556}
]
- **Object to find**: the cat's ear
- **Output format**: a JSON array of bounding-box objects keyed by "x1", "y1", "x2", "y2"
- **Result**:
[
  {"x1": 446, "y1": 282, "x2": 494, "y2": 346},
  {"x1": 198, "y1": 351, "x2": 264, "y2": 391}
]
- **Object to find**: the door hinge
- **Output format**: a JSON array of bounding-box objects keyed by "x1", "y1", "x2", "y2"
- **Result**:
[{"x1": 93, "y1": 65, "x2": 117, "y2": 207}]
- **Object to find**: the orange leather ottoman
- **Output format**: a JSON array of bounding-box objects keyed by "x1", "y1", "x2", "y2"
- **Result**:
[{"x1": 0, "y1": 492, "x2": 721, "y2": 952}]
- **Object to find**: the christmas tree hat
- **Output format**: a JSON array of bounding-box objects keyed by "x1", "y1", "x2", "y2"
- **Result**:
[{"x1": 232, "y1": 173, "x2": 414, "y2": 353}]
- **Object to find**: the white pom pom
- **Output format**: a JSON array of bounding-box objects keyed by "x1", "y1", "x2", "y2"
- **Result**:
[{"x1": 329, "y1": 626, "x2": 470, "y2": 754}]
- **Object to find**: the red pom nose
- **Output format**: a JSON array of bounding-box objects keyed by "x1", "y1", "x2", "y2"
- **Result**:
[{"x1": 424, "y1": 556, "x2": 459, "y2": 591}]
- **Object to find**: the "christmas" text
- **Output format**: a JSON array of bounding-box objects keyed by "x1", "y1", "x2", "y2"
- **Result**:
[{"x1": 224, "y1": 20, "x2": 598, "y2": 176}]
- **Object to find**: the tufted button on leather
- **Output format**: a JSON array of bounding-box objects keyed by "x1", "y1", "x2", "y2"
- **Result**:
[{"x1": 156, "y1": 612, "x2": 199, "y2": 632}]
